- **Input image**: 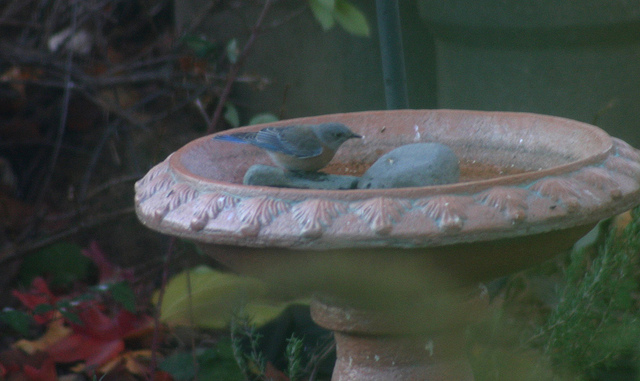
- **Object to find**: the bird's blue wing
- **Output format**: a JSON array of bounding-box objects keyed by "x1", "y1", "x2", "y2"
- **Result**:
[
  {"x1": 259, "y1": 126, "x2": 323, "y2": 158},
  {"x1": 214, "y1": 126, "x2": 323, "y2": 158},
  {"x1": 213, "y1": 132, "x2": 258, "y2": 144}
]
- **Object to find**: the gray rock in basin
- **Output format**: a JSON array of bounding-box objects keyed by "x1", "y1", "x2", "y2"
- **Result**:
[
  {"x1": 244, "y1": 165, "x2": 360, "y2": 190},
  {"x1": 358, "y1": 143, "x2": 459, "y2": 189}
]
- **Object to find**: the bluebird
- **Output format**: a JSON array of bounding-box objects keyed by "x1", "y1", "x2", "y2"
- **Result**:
[{"x1": 213, "y1": 123, "x2": 362, "y2": 172}]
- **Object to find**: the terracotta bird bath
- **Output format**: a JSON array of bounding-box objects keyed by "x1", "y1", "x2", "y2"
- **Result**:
[{"x1": 135, "y1": 110, "x2": 640, "y2": 380}]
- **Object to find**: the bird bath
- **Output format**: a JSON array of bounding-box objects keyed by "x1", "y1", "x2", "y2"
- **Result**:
[{"x1": 135, "y1": 109, "x2": 640, "y2": 380}]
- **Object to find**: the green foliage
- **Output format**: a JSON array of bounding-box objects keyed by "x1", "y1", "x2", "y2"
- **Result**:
[
  {"x1": 249, "y1": 113, "x2": 278, "y2": 125},
  {"x1": 309, "y1": 0, "x2": 336, "y2": 30},
  {"x1": 308, "y1": 0, "x2": 370, "y2": 36},
  {"x1": 197, "y1": 343, "x2": 245, "y2": 380},
  {"x1": 103, "y1": 281, "x2": 137, "y2": 312},
  {"x1": 182, "y1": 34, "x2": 220, "y2": 58},
  {"x1": 156, "y1": 266, "x2": 303, "y2": 329},
  {"x1": 229, "y1": 311, "x2": 316, "y2": 381},
  {"x1": 160, "y1": 340, "x2": 243, "y2": 381},
  {"x1": 333, "y1": 0, "x2": 370, "y2": 36},
  {"x1": 0, "y1": 309, "x2": 33, "y2": 336},
  {"x1": 55, "y1": 300, "x2": 82, "y2": 324},
  {"x1": 160, "y1": 352, "x2": 196, "y2": 380},
  {"x1": 224, "y1": 103, "x2": 240, "y2": 128},
  {"x1": 285, "y1": 334, "x2": 304, "y2": 381},
  {"x1": 19, "y1": 242, "x2": 95, "y2": 288},
  {"x1": 230, "y1": 311, "x2": 267, "y2": 381},
  {"x1": 541, "y1": 207, "x2": 640, "y2": 375},
  {"x1": 32, "y1": 303, "x2": 56, "y2": 315},
  {"x1": 226, "y1": 38, "x2": 239, "y2": 64},
  {"x1": 224, "y1": 104, "x2": 279, "y2": 129}
]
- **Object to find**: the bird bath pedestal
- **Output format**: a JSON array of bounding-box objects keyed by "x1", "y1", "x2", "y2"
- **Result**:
[{"x1": 135, "y1": 110, "x2": 640, "y2": 380}]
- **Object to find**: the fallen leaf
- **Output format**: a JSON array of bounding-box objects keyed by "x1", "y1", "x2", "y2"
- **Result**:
[
  {"x1": 98, "y1": 349, "x2": 154, "y2": 376},
  {"x1": 45, "y1": 304, "x2": 152, "y2": 369},
  {"x1": 48, "y1": 331, "x2": 125, "y2": 368},
  {"x1": 0, "y1": 349, "x2": 56, "y2": 381},
  {"x1": 22, "y1": 355, "x2": 57, "y2": 381},
  {"x1": 155, "y1": 266, "x2": 305, "y2": 329},
  {"x1": 81, "y1": 241, "x2": 134, "y2": 283},
  {"x1": 14, "y1": 314, "x2": 71, "y2": 354},
  {"x1": 12, "y1": 277, "x2": 58, "y2": 324}
]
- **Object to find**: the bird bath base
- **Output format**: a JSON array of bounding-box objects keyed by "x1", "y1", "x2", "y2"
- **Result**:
[
  {"x1": 135, "y1": 110, "x2": 640, "y2": 380},
  {"x1": 311, "y1": 295, "x2": 481, "y2": 380}
]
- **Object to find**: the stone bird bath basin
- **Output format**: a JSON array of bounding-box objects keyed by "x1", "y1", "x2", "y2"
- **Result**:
[{"x1": 135, "y1": 110, "x2": 640, "y2": 380}]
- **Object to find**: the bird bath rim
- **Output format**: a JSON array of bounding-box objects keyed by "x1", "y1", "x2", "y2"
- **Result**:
[
  {"x1": 135, "y1": 109, "x2": 640, "y2": 250},
  {"x1": 170, "y1": 110, "x2": 612, "y2": 198}
]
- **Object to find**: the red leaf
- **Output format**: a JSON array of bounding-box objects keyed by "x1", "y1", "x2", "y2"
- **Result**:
[
  {"x1": 12, "y1": 277, "x2": 58, "y2": 324},
  {"x1": 70, "y1": 304, "x2": 120, "y2": 339},
  {"x1": 152, "y1": 370, "x2": 175, "y2": 381},
  {"x1": 0, "y1": 349, "x2": 56, "y2": 381},
  {"x1": 68, "y1": 305, "x2": 152, "y2": 340},
  {"x1": 22, "y1": 355, "x2": 57, "y2": 381},
  {"x1": 82, "y1": 241, "x2": 134, "y2": 283},
  {"x1": 116, "y1": 310, "x2": 153, "y2": 338},
  {"x1": 265, "y1": 362, "x2": 290, "y2": 381},
  {"x1": 47, "y1": 332, "x2": 124, "y2": 367},
  {"x1": 45, "y1": 304, "x2": 152, "y2": 368}
]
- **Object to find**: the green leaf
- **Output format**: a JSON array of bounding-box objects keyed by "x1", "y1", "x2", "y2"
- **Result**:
[
  {"x1": 314, "y1": 0, "x2": 336, "y2": 9},
  {"x1": 59, "y1": 309, "x2": 82, "y2": 325},
  {"x1": 286, "y1": 334, "x2": 304, "y2": 380},
  {"x1": 72, "y1": 292, "x2": 97, "y2": 303},
  {"x1": 182, "y1": 34, "x2": 218, "y2": 57},
  {"x1": 160, "y1": 352, "x2": 196, "y2": 381},
  {"x1": 224, "y1": 103, "x2": 240, "y2": 128},
  {"x1": 33, "y1": 303, "x2": 55, "y2": 315},
  {"x1": 226, "y1": 38, "x2": 239, "y2": 64},
  {"x1": 0, "y1": 309, "x2": 33, "y2": 336},
  {"x1": 197, "y1": 344, "x2": 243, "y2": 381},
  {"x1": 248, "y1": 113, "x2": 278, "y2": 125},
  {"x1": 309, "y1": 0, "x2": 336, "y2": 30},
  {"x1": 334, "y1": 0, "x2": 370, "y2": 37},
  {"x1": 56, "y1": 300, "x2": 82, "y2": 324},
  {"x1": 154, "y1": 266, "x2": 303, "y2": 329},
  {"x1": 108, "y1": 282, "x2": 136, "y2": 312},
  {"x1": 160, "y1": 343, "x2": 243, "y2": 381},
  {"x1": 19, "y1": 242, "x2": 95, "y2": 288}
]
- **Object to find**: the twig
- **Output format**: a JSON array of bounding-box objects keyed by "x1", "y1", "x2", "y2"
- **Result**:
[
  {"x1": 37, "y1": 2, "x2": 77, "y2": 203},
  {"x1": 0, "y1": 207, "x2": 135, "y2": 265},
  {"x1": 266, "y1": 5, "x2": 307, "y2": 29},
  {"x1": 307, "y1": 336, "x2": 336, "y2": 381},
  {"x1": 185, "y1": 268, "x2": 200, "y2": 381},
  {"x1": 77, "y1": 122, "x2": 119, "y2": 203},
  {"x1": 194, "y1": 98, "x2": 211, "y2": 126},
  {"x1": 18, "y1": 1, "x2": 78, "y2": 243},
  {"x1": 177, "y1": 0, "x2": 222, "y2": 38},
  {"x1": 83, "y1": 174, "x2": 141, "y2": 200},
  {"x1": 206, "y1": 0, "x2": 272, "y2": 134}
]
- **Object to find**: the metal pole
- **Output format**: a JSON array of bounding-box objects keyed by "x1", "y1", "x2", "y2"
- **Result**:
[{"x1": 375, "y1": 0, "x2": 409, "y2": 109}]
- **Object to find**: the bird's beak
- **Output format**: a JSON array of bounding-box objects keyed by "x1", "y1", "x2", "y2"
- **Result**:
[{"x1": 351, "y1": 133, "x2": 363, "y2": 139}]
